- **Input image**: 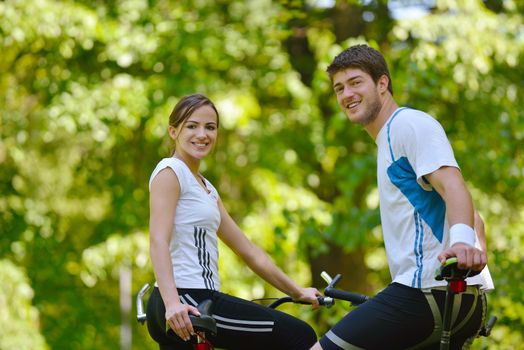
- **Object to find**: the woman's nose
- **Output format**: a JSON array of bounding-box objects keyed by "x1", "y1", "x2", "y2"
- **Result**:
[{"x1": 196, "y1": 127, "x2": 207, "y2": 137}]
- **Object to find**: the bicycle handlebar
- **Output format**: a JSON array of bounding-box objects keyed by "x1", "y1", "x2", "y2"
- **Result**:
[
  {"x1": 188, "y1": 299, "x2": 217, "y2": 336},
  {"x1": 263, "y1": 271, "x2": 369, "y2": 309},
  {"x1": 136, "y1": 271, "x2": 369, "y2": 327},
  {"x1": 323, "y1": 287, "x2": 369, "y2": 306},
  {"x1": 321, "y1": 272, "x2": 369, "y2": 306},
  {"x1": 479, "y1": 316, "x2": 497, "y2": 337},
  {"x1": 137, "y1": 283, "x2": 150, "y2": 324},
  {"x1": 266, "y1": 296, "x2": 334, "y2": 309},
  {"x1": 435, "y1": 257, "x2": 481, "y2": 281}
]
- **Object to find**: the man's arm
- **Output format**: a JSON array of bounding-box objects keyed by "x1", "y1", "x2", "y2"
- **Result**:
[
  {"x1": 425, "y1": 166, "x2": 487, "y2": 271},
  {"x1": 474, "y1": 211, "x2": 487, "y2": 252}
]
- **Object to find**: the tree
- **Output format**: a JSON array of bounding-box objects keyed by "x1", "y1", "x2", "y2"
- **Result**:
[
  {"x1": 0, "y1": 260, "x2": 48, "y2": 349},
  {"x1": 1, "y1": 0, "x2": 522, "y2": 348}
]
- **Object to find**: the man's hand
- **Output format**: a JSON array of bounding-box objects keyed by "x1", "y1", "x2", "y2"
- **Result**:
[{"x1": 438, "y1": 242, "x2": 487, "y2": 271}]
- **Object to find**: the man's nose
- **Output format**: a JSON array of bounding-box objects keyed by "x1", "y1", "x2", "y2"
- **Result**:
[{"x1": 341, "y1": 85, "x2": 355, "y2": 98}]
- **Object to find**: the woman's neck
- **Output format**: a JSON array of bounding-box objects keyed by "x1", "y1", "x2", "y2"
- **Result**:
[{"x1": 173, "y1": 153, "x2": 200, "y2": 175}]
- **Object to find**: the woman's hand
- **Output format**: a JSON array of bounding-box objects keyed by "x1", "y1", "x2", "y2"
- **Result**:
[
  {"x1": 292, "y1": 287, "x2": 322, "y2": 309},
  {"x1": 165, "y1": 302, "x2": 201, "y2": 341}
]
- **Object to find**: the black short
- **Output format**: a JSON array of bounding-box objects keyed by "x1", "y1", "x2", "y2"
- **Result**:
[
  {"x1": 146, "y1": 286, "x2": 316, "y2": 350},
  {"x1": 319, "y1": 282, "x2": 486, "y2": 350}
]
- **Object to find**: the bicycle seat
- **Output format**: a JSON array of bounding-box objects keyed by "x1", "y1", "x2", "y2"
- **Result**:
[
  {"x1": 435, "y1": 257, "x2": 481, "y2": 281},
  {"x1": 189, "y1": 299, "x2": 217, "y2": 336}
]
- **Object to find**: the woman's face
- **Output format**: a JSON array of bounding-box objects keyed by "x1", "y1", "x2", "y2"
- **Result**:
[{"x1": 170, "y1": 105, "x2": 218, "y2": 161}]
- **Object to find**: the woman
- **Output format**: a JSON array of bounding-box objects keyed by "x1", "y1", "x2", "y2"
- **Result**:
[{"x1": 146, "y1": 93, "x2": 319, "y2": 350}]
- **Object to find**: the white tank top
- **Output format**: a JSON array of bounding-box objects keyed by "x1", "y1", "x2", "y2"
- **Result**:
[{"x1": 149, "y1": 157, "x2": 221, "y2": 290}]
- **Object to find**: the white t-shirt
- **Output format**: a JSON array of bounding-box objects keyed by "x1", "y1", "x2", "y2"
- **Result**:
[
  {"x1": 376, "y1": 107, "x2": 494, "y2": 290},
  {"x1": 149, "y1": 157, "x2": 221, "y2": 290}
]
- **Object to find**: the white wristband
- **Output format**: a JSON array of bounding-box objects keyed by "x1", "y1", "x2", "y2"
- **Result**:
[{"x1": 449, "y1": 223, "x2": 475, "y2": 247}]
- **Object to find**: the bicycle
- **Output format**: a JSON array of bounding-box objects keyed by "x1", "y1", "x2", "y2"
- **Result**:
[
  {"x1": 136, "y1": 271, "x2": 367, "y2": 350},
  {"x1": 137, "y1": 259, "x2": 496, "y2": 350},
  {"x1": 434, "y1": 257, "x2": 497, "y2": 350}
]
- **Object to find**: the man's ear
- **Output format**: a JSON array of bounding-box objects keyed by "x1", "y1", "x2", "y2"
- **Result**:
[
  {"x1": 378, "y1": 75, "x2": 389, "y2": 93},
  {"x1": 168, "y1": 125, "x2": 177, "y2": 141}
]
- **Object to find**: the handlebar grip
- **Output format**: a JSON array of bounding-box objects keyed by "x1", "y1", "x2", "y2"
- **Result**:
[
  {"x1": 486, "y1": 315, "x2": 498, "y2": 330},
  {"x1": 435, "y1": 257, "x2": 481, "y2": 281},
  {"x1": 324, "y1": 287, "x2": 368, "y2": 306},
  {"x1": 479, "y1": 316, "x2": 497, "y2": 337},
  {"x1": 289, "y1": 296, "x2": 333, "y2": 307},
  {"x1": 318, "y1": 296, "x2": 334, "y2": 308},
  {"x1": 267, "y1": 296, "x2": 334, "y2": 309},
  {"x1": 136, "y1": 283, "x2": 150, "y2": 324},
  {"x1": 329, "y1": 274, "x2": 342, "y2": 288},
  {"x1": 321, "y1": 271, "x2": 333, "y2": 284}
]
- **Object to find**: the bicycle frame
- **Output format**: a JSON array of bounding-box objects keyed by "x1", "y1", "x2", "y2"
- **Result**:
[{"x1": 435, "y1": 257, "x2": 497, "y2": 350}]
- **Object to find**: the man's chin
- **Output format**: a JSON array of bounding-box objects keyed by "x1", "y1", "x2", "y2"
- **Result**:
[{"x1": 346, "y1": 113, "x2": 367, "y2": 126}]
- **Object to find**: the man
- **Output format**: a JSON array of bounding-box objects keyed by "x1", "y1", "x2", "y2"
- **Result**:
[{"x1": 311, "y1": 44, "x2": 494, "y2": 350}]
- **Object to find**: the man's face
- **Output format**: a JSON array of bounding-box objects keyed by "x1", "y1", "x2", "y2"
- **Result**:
[{"x1": 332, "y1": 67, "x2": 382, "y2": 127}]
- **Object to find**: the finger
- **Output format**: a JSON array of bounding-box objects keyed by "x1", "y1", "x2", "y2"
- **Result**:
[
  {"x1": 454, "y1": 248, "x2": 467, "y2": 269},
  {"x1": 175, "y1": 315, "x2": 191, "y2": 341},
  {"x1": 476, "y1": 250, "x2": 488, "y2": 271},
  {"x1": 472, "y1": 251, "x2": 482, "y2": 271},
  {"x1": 170, "y1": 318, "x2": 180, "y2": 336},
  {"x1": 183, "y1": 313, "x2": 195, "y2": 336},
  {"x1": 188, "y1": 305, "x2": 201, "y2": 317},
  {"x1": 438, "y1": 249, "x2": 453, "y2": 263},
  {"x1": 480, "y1": 251, "x2": 488, "y2": 268},
  {"x1": 311, "y1": 297, "x2": 320, "y2": 309},
  {"x1": 457, "y1": 249, "x2": 473, "y2": 270},
  {"x1": 170, "y1": 318, "x2": 183, "y2": 340},
  {"x1": 465, "y1": 248, "x2": 475, "y2": 270},
  {"x1": 310, "y1": 289, "x2": 320, "y2": 308},
  {"x1": 170, "y1": 318, "x2": 186, "y2": 340}
]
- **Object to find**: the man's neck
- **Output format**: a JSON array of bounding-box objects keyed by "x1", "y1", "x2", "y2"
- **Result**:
[{"x1": 365, "y1": 96, "x2": 398, "y2": 140}]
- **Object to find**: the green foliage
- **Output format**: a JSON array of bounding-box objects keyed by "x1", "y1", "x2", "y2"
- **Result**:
[
  {"x1": 1, "y1": 0, "x2": 523, "y2": 349},
  {"x1": 0, "y1": 259, "x2": 48, "y2": 350}
]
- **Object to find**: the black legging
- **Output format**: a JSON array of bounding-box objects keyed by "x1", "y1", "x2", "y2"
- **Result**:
[
  {"x1": 147, "y1": 287, "x2": 317, "y2": 350},
  {"x1": 319, "y1": 282, "x2": 486, "y2": 350}
]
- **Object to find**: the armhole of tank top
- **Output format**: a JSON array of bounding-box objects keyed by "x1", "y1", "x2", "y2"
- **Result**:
[{"x1": 152, "y1": 160, "x2": 185, "y2": 195}]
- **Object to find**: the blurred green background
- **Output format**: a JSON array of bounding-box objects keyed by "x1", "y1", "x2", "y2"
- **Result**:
[{"x1": 1, "y1": 0, "x2": 523, "y2": 349}]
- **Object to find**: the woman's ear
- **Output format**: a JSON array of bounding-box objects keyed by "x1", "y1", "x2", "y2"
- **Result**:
[{"x1": 168, "y1": 125, "x2": 177, "y2": 141}]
